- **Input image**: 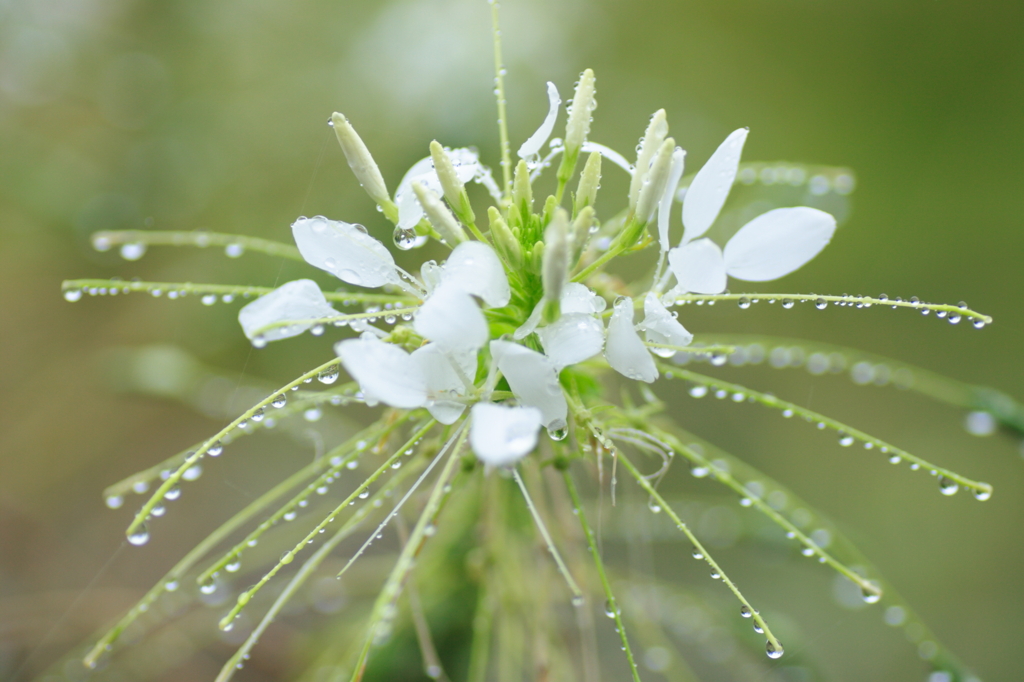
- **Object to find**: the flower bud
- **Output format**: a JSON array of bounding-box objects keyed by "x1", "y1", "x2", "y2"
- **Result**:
[
  {"x1": 429, "y1": 140, "x2": 475, "y2": 225},
  {"x1": 575, "y1": 151, "x2": 602, "y2": 212},
  {"x1": 635, "y1": 138, "x2": 676, "y2": 225},
  {"x1": 542, "y1": 208, "x2": 570, "y2": 304},
  {"x1": 330, "y1": 112, "x2": 397, "y2": 220},
  {"x1": 628, "y1": 109, "x2": 668, "y2": 210},
  {"x1": 564, "y1": 69, "x2": 596, "y2": 157},
  {"x1": 488, "y1": 206, "x2": 522, "y2": 267},
  {"x1": 513, "y1": 159, "x2": 533, "y2": 216},
  {"x1": 412, "y1": 182, "x2": 466, "y2": 246},
  {"x1": 570, "y1": 205, "x2": 596, "y2": 263}
]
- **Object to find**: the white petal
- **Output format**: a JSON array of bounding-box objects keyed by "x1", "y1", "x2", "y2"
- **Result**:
[
  {"x1": 395, "y1": 149, "x2": 487, "y2": 229},
  {"x1": 537, "y1": 314, "x2": 605, "y2": 370},
  {"x1": 515, "y1": 283, "x2": 606, "y2": 340},
  {"x1": 513, "y1": 301, "x2": 544, "y2": 340},
  {"x1": 238, "y1": 279, "x2": 336, "y2": 343},
  {"x1": 420, "y1": 259, "x2": 443, "y2": 294},
  {"x1": 335, "y1": 335, "x2": 427, "y2": 408},
  {"x1": 292, "y1": 216, "x2": 398, "y2": 288},
  {"x1": 470, "y1": 402, "x2": 542, "y2": 467},
  {"x1": 411, "y1": 344, "x2": 476, "y2": 425},
  {"x1": 490, "y1": 340, "x2": 568, "y2": 429},
  {"x1": 604, "y1": 298, "x2": 658, "y2": 383},
  {"x1": 580, "y1": 141, "x2": 633, "y2": 175},
  {"x1": 518, "y1": 81, "x2": 561, "y2": 160},
  {"x1": 560, "y1": 282, "x2": 607, "y2": 315},
  {"x1": 441, "y1": 241, "x2": 511, "y2": 308},
  {"x1": 681, "y1": 128, "x2": 748, "y2": 243},
  {"x1": 658, "y1": 148, "x2": 686, "y2": 253},
  {"x1": 414, "y1": 283, "x2": 488, "y2": 352},
  {"x1": 667, "y1": 239, "x2": 727, "y2": 294},
  {"x1": 723, "y1": 207, "x2": 837, "y2": 282},
  {"x1": 641, "y1": 292, "x2": 692, "y2": 356}
]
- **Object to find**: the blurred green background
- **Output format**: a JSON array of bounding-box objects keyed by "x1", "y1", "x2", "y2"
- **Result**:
[{"x1": 1, "y1": 0, "x2": 1022, "y2": 680}]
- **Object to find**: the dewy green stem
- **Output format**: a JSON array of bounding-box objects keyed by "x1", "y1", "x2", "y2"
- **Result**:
[
  {"x1": 217, "y1": 420, "x2": 438, "y2": 630},
  {"x1": 123, "y1": 357, "x2": 342, "y2": 541},
  {"x1": 612, "y1": 450, "x2": 785, "y2": 657},
  {"x1": 90, "y1": 229, "x2": 304, "y2": 260},
  {"x1": 562, "y1": 469, "x2": 643, "y2": 682},
  {"x1": 62, "y1": 278, "x2": 417, "y2": 306},
  {"x1": 491, "y1": 1, "x2": 511, "y2": 199}
]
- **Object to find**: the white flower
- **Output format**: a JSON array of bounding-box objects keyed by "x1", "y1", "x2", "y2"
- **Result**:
[
  {"x1": 666, "y1": 129, "x2": 837, "y2": 294},
  {"x1": 335, "y1": 334, "x2": 427, "y2": 409},
  {"x1": 537, "y1": 314, "x2": 605, "y2": 371},
  {"x1": 604, "y1": 297, "x2": 658, "y2": 383},
  {"x1": 411, "y1": 343, "x2": 476, "y2": 425},
  {"x1": 640, "y1": 292, "x2": 693, "y2": 357},
  {"x1": 237, "y1": 279, "x2": 337, "y2": 342},
  {"x1": 470, "y1": 402, "x2": 543, "y2": 467},
  {"x1": 414, "y1": 283, "x2": 489, "y2": 353},
  {"x1": 490, "y1": 340, "x2": 567, "y2": 430}
]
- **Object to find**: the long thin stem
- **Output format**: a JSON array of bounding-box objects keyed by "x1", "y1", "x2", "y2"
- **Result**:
[
  {"x1": 613, "y1": 450, "x2": 784, "y2": 657},
  {"x1": 349, "y1": 425, "x2": 469, "y2": 682},
  {"x1": 89, "y1": 229, "x2": 304, "y2": 261},
  {"x1": 491, "y1": 1, "x2": 512, "y2": 199},
  {"x1": 213, "y1": 450, "x2": 428, "y2": 682},
  {"x1": 668, "y1": 292, "x2": 992, "y2": 325},
  {"x1": 124, "y1": 357, "x2": 344, "y2": 541},
  {"x1": 659, "y1": 362, "x2": 993, "y2": 498},
  {"x1": 217, "y1": 421, "x2": 438, "y2": 629},
  {"x1": 562, "y1": 470, "x2": 642, "y2": 682},
  {"x1": 511, "y1": 467, "x2": 583, "y2": 603},
  {"x1": 62, "y1": 278, "x2": 415, "y2": 306}
]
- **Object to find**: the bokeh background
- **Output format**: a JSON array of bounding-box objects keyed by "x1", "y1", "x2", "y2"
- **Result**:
[{"x1": 1, "y1": 0, "x2": 1022, "y2": 680}]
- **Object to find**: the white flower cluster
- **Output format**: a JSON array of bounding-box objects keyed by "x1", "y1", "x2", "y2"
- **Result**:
[{"x1": 237, "y1": 78, "x2": 836, "y2": 470}]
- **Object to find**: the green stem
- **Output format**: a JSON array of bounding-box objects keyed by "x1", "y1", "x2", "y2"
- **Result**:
[
  {"x1": 62, "y1": 279, "x2": 416, "y2": 306},
  {"x1": 562, "y1": 470, "x2": 642, "y2": 682},
  {"x1": 89, "y1": 229, "x2": 304, "y2": 261},
  {"x1": 491, "y1": 1, "x2": 512, "y2": 200}
]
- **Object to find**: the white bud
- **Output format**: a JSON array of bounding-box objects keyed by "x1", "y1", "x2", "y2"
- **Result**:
[
  {"x1": 635, "y1": 138, "x2": 676, "y2": 225},
  {"x1": 628, "y1": 109, "x2": 668, "y2": 210},
  {"x1": 412, "y1": 182, "x2": 467, "y2": 246},
  {"x1": 542, "y1": 208, "x2": 570, "y2": 304},
  {"x1": 330, "y1": 113, "x2": 395, "y2": 217},
  {"x1": 564, "y1": 69, "x2": 596, "y2": 156}
]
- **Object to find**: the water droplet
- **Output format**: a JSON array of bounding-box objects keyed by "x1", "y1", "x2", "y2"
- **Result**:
[
  {"x1": 164, "y1": 579, "x2": 179, "y2": 592},
  {"x1": 326, "y1": 116, "x2": 334, "y2": 127},
  {"x1": 571, "y1": 595, "x2": 585, "y2": 607},
  {"x1": 753, "y1": 621, "x2": 764, "y2": 634},
  {"x1": 208, "y1": 441, "x2": 223, "y2": 457},
  {"x1": 814, "y1": 297, "x2": 827, "y2": 309},
  {"x1": 200, "y1": 579, "x2": 217, "y2": 595},
  {"x1": 105, "y1": 495, "x2": 124, "y2": 509},
  {"x1": 838, "y1": 432, "x2": 855, "y2": 447},
  {"x1": 127, "y1": 525, "x2": 150, "y2": 546},
  {"x1": 766, "y1": 640, "x2": 784, "y2": 659},
  {"x1": 120, "y1": 243, "x2": 146, "y2": 260},
  {"x1": 252, "y1": 335, "x2": 267, "y2": 349},
  {"x1": 283, "y1": 510, "x2": 297, "y2": 521},
  {"x1": 251, "y1": 407, "x2": 265, "y2": 422},
  {"x1": 647, "y1": 497, "x2": 662, "y2": 513},
  {"x1": 64, "y1": 288, "x2": 83, "y2": 302},
  {"x1": 709, "y1": 569, "x2": 721, "y2": 580},
  {"x1": 972, "y1": 318, "x2": 986, "y2": 329},
  {"x1": 547, "y1": 422, "x2": 568, "y2": 441},
  {"x1": 318, "y1": 366, "x2": 340, "y2": 385},
  {"x1": 689, "y1": 385, "x2": 708, "y2": 398},
  {"x1": 271, "y1": 394, "x2": 287, "y2": 408},
  {"x1": 604, "y1": 599, "x2": 618, "y2": 618},
  {"x1": 738, "y1": 297, "x2": 751, "y2": 309},
  {"x1": 303, "y1": 407, "x2": 323, "y2": 422},
  {"x1": 225, "y1": 561, "x2": 241, "y2": 573},
  {"x1": 358, "y1": 489, "x2": 370, "y2": 499},
  {"x1": 393, "y1": 226, "x2": 423, "y2": 250},
  {"x1": 92, "y1": 234, "x2": 112, "y2": 251},
  {"x1": 938, "y1": 476, "x2": 959, "y2": 496},
  {"x1": 691, "y1": 546, "x2": 704, "y2": 559},
  {"x1": 972, "y1": 485, "x2": 992, "y2": 501},
  {"x1": 164, "y1": 486, "x2": 181, "y2": 501},
  {"x1": 861, "y1": 581, "x2": 882, "y2": 603},
  {"x1": 710, "y1": 352, "x2": 727, "y2": 367},
  {"x1": 740, "y1": 605, "x2": 752, "y2": 618},
  {"x1": 781, "y1": 298, "x2": 795, "y2": 309},
  {"x1": 201, "y1": 294, "x2": 217, "y2": 306},
  {"x1": 225, "y1": 243, "x2": 244, "y2": 258}
]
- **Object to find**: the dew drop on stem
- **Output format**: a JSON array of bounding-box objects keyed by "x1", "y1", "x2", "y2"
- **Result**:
[
  {"x1": 938, "y1": 476, "x2": 959, "y2": 496},
  {"x1": 766, "y1": 640, "x2": 784, "y2": 659},
  {"x1": 127, "y1": 524, "x2": 150, "y2": 546}
]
